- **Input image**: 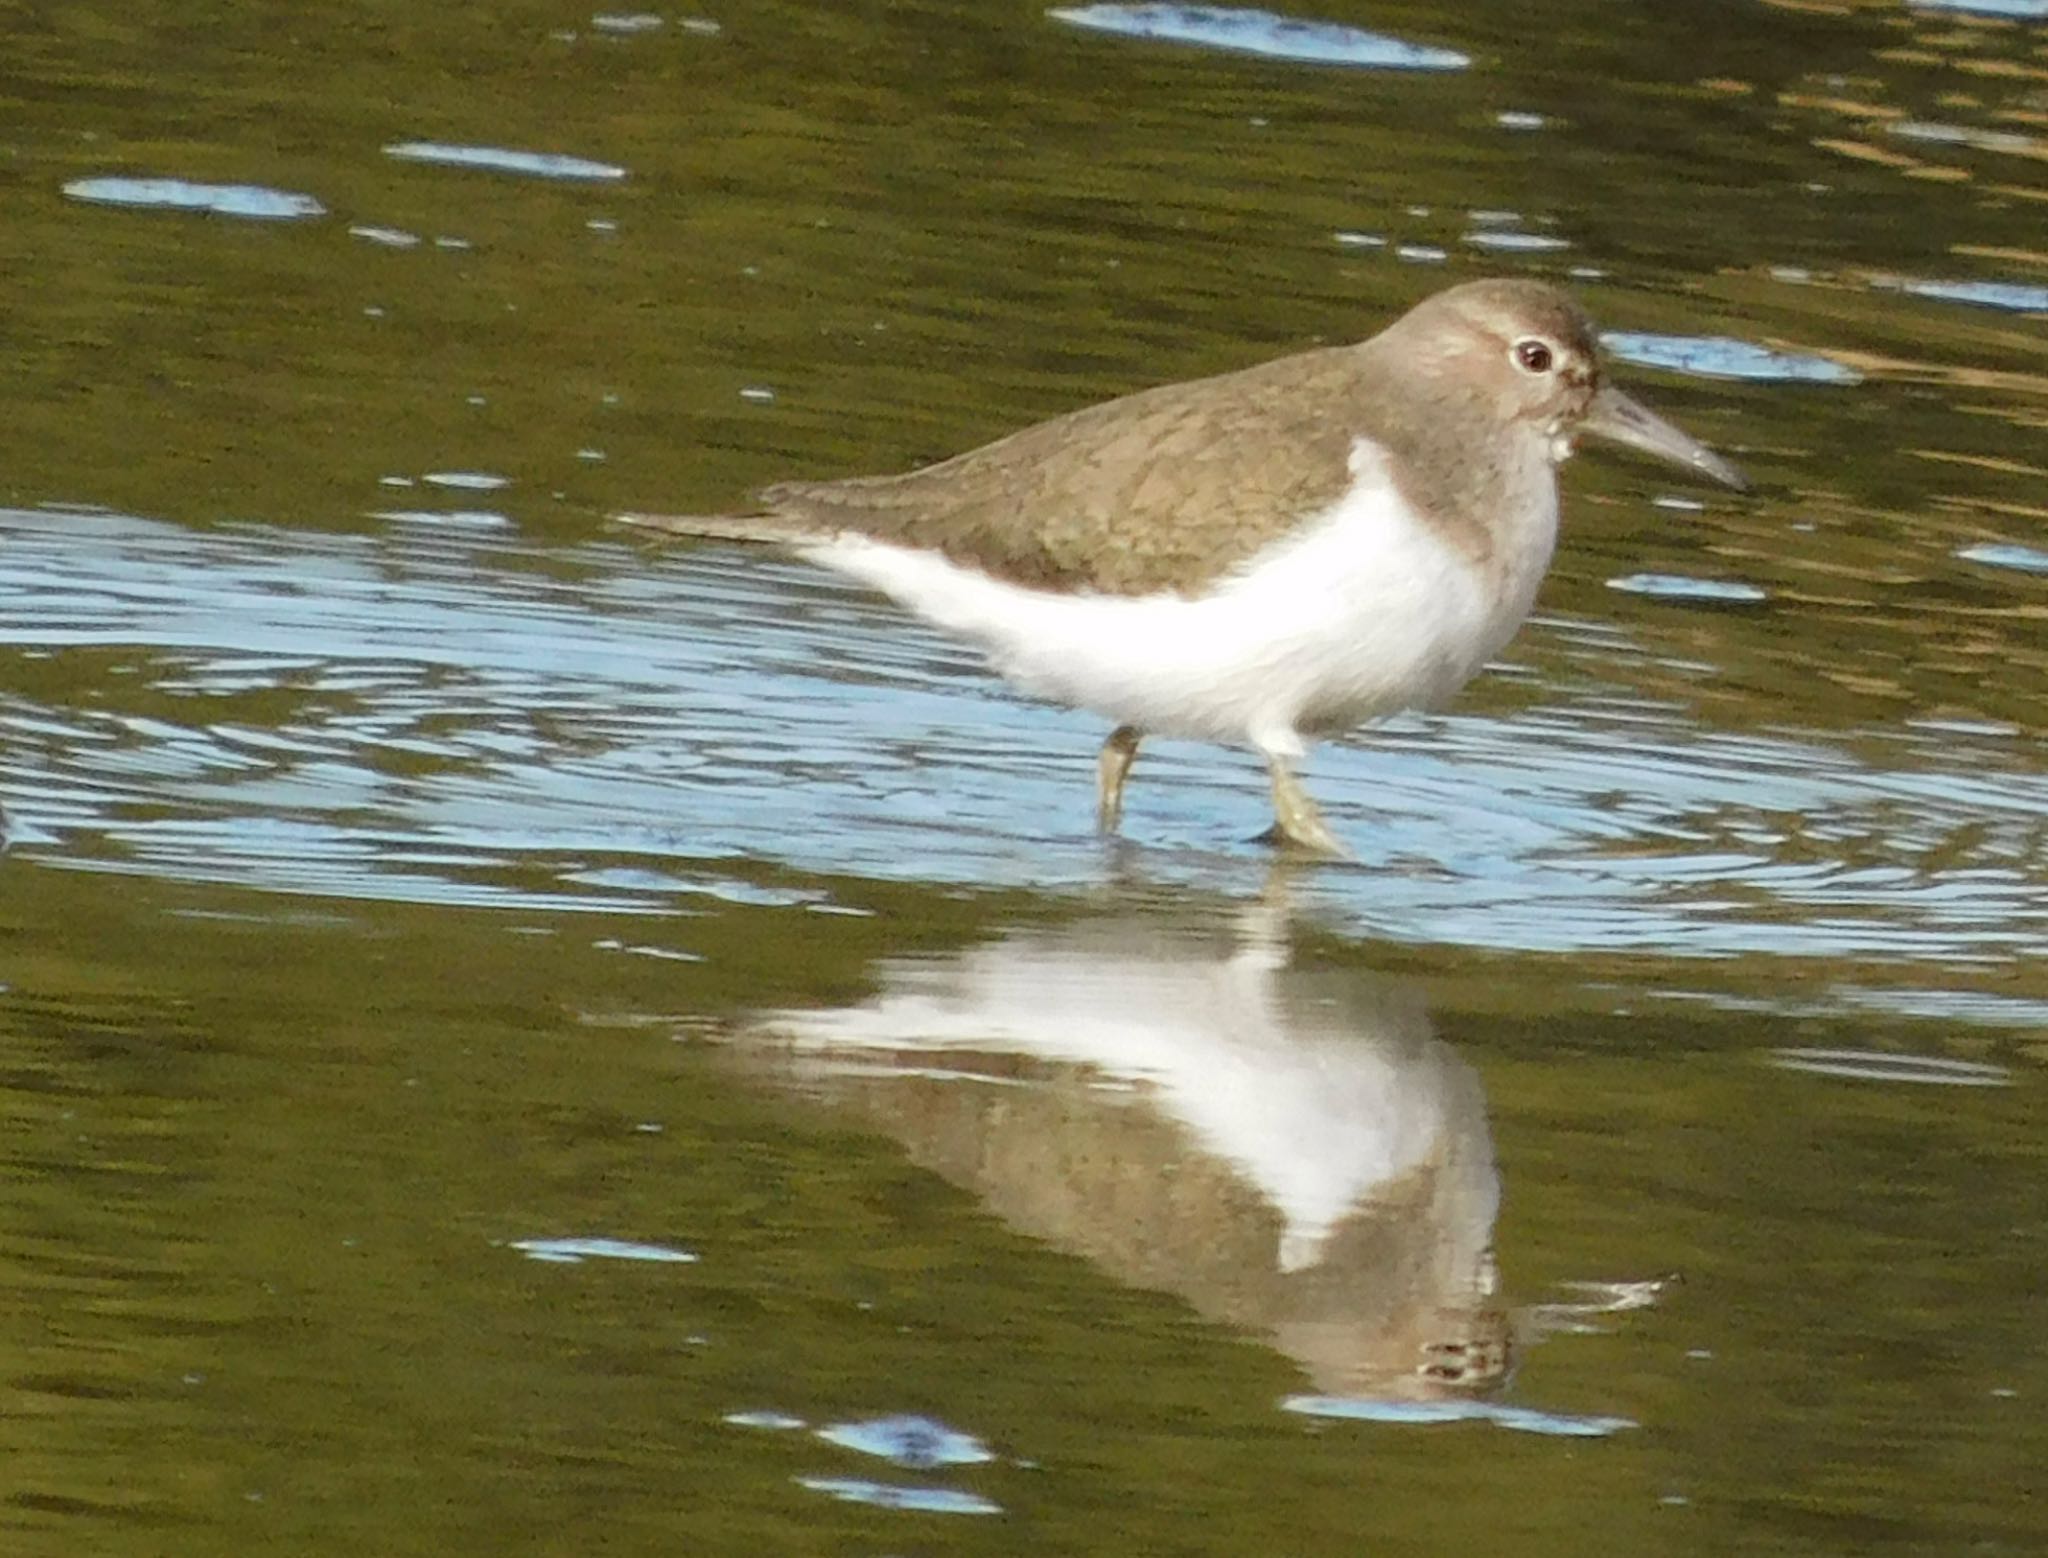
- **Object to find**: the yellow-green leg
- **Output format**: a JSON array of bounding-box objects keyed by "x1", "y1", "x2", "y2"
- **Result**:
[
  {"x1": 1264, "y1": 755, "x2": 1350, "y2": 858},
  {"x1": 1096, "y1": 725, "x2": 1142, "y2": 834}
]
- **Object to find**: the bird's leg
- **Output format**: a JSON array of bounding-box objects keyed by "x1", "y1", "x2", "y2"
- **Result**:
[
  {"x1": 1263, "y1": 755, "x2": 1351, "y2": 858},
  {"x1": 1096, "y1": 725, "x2": 1142, "y2": 834}
]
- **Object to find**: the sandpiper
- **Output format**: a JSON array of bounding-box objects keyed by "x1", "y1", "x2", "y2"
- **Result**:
[{"x1": 621, "y1": 278, "x2": 1747, "y2": 855}]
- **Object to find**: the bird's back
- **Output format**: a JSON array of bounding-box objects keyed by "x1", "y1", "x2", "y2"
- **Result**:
[{"x1": 759, "y1": 345, "x2": 1381, "y2": 596}]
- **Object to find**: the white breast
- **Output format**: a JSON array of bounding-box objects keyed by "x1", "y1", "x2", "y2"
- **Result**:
[{"x1": 801, "y1": 437, "x2": 1559, "y2": 760}]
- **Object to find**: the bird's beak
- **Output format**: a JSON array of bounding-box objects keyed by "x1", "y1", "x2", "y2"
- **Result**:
[{"x1": 1583, "y1": 384, "x2": 1750, "y2": 491}]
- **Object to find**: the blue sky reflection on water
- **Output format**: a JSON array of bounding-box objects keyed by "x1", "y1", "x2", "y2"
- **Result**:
[{"x1": 3, "y1": 505, "x2": 2045, "y2": 1006}]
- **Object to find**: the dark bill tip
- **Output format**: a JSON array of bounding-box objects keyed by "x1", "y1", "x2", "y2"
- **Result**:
[{"x1": 1584, "y1": 385, "x2": 1750, "y2": 492}]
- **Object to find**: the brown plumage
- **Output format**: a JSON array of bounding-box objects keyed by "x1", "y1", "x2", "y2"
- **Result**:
[
  {"x1": 617, "y1": 278, "x2": 1746, "y2": 854},
  {"x1": 622, "y1": 279, "x2": 1612, "y2": 596}
]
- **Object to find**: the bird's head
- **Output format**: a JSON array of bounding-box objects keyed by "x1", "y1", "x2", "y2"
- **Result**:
[{"x1": 1400, "y1": 279, "x2": 1749, "y2": 491}]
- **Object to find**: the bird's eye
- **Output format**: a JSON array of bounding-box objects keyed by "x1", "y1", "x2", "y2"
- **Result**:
[{"x1": 1514, "y1": 339, "x2": 1554, "y2": 374}]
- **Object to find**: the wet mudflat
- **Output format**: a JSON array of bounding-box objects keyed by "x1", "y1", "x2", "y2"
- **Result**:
[{"x1": 2, "y1": 0, "x2": 2045, "y2": 1552}]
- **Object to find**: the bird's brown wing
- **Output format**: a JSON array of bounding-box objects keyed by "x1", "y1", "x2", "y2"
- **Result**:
[
  {"x1": 612, "y1": 509, "x2": 826, "y2": 546},
  {"x1": 749, "y1": 345, "x2": 1382, "y2": 597}
]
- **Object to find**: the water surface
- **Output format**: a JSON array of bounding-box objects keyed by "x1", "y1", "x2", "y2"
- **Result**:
[{"x1": 1, "y1": 0, "x2": 2044, "y2": 1552}]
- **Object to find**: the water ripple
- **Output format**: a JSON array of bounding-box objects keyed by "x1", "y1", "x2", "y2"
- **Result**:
[
  {"x1": 795, "y1": 1476, "x2": 1001, "y2": 1515},
  {"x1": 1901, "y1": 279, "x2": 2048, "y2": 315},
  {"x1": 1769, "y1": 1049, "x2": 2011, "y2": 1087},
  {"x1": 1908, "y1": 0, "x2": 2048, "y2": 15},
  {"x1": 384, "y1": 142, "x2": 628, "y2": 181},
  {"x1": 1606, "y1": 574, "x2": 1770, "y2": 605},
  {"x1": 1284, "y1": 1394, "x2": 1635, "y2": 1437},
  {"x1": 510, "y1": 1237, "x2": 699, "y2": 1264},
  {"x1": 63, "y1": 176, "x2": 326, "y2": 221},
  {"x1": 1958, "y1": 542, "x2": 2048, "y2": 577},
  {"x1": 817, "y1": 1415, "x2": 994, "y2": 1469},
  {"x1": 1049, "y1": 4, "x2": 1468, "y2": 69},
  {"x1": 2, "y1": 507, "x2": 2045, "y2": 978},
  {"x1": 1602, "y1": 333, "x2": 1861, "y2": 386}
]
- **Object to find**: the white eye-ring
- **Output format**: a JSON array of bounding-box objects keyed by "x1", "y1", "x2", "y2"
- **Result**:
[{"x1": 1514, "y1": 338, "x2": 1555, "y2": 374}]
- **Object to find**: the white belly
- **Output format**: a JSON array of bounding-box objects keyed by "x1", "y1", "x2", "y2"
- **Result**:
[{"x1": 801, "y1": 454, "x2": 1557, "y2": 759}]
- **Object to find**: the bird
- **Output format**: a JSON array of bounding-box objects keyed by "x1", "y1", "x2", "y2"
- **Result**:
[{"x1": 619, "y1": 277, "x2": 1748, "y2": 856}]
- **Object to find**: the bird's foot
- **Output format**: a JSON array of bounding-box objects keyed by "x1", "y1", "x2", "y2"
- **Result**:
[
  {"x1": 1096, "y1": 725, "x2": 1142, "y2": 834},
  {"x1": 1263, "y1": 759, "x2": 1353, "y2": 859},
  {"x1": 1249, "y1": 820, "x2": 1352, "y2": 858}
]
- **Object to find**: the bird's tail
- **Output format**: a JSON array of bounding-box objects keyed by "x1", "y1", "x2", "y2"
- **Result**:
[{"x1": 612, "y1": 510, "x2": 827, "y2": 546}]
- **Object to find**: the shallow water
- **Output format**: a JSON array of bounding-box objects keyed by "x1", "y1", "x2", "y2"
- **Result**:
[{"x1": 2, "y1": 0, "x2": 2045, "y2": 1552}]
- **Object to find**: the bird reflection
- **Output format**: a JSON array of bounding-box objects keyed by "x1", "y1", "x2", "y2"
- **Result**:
[{"x1": 731, "y1": 893, "x2": 1522, "y2": 1402}]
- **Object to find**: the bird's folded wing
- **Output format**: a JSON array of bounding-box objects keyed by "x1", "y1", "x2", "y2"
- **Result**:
[
  {"x1": 616, "y1": 343, "x2": 1378, "y2": 596},
  {"x1": 612, "y1": 510, "x2": 827, "y2": 545}
]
